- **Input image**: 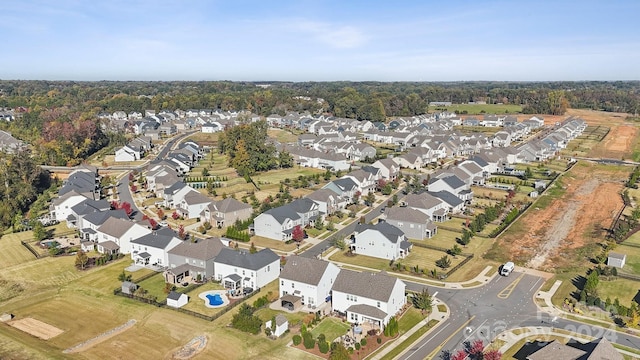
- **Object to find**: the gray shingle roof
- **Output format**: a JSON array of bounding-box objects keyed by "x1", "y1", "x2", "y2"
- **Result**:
[
  {"x1": 385, "y1": 207, "x2": 430, "y2": 224},
  {"x1": 263, "y1": 206, "x2": 301, "y2": 224},
  {"x1": 167, "y1": 291, "x2": 184, "y2": 301},
  {"x1": 168, "y1": 237, "x2": 224, "y2": 260},
  {"x1": 97, "y1": 217, "x2": 139, "y2": 238},
  {"x1": 332, "y1": 269, "x2": 402, "y2": 302},
  {"x1": 132, "y1": 231, "x2": 179, "y2": 249},
  {"x1": 526, "y1": 340, "x2": 585, "y2": 360},
  {"x1": 346, "y1": 304, "x2": 388, "y2": 320},
  {"x1": 214, "y1": 197, "x2": 252, "y2": 213},
  {"x1": 214, "y1": 248, "x2": 279, "y2": 271},
  {"x1": 429, "y1": 191, "x2": 464, "y2": 207},
  {"x1": 280, "y1": 256, "x2": 332, "y2": 285},
  {"x1": 355, "y1": 221, "x2": 404, "y2": 243}
]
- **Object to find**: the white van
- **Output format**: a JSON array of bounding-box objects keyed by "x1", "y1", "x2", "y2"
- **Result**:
[{"x1": 500, "y1": 262, "x2": 515, "y2": 276}]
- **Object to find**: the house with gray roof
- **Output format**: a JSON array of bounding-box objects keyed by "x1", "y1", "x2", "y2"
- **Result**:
[
  {"x1": 166, "y1": 237, "x2": 225, "y2": 283},
  {"x1": 526, "y1": 337, "x2": 622, "y2": 360},
  {"x1": 200, "y1": 197, "x2": 253, "y2": 228},
  {"x1": 96, "y1": 217, "x2": 151, "y2": 254},
  {"x1": 80, "y1": 209, "x2": 129, "y2": 242},
  {"x1": 176, "y1": 190, "x2": 212, "y2": 219},
  {"x1": 331, "y1": 270, "x2": 406, "y2": 329},
  {"x1": 252, "y1": 198, "x2": 319, "y2": 241},
  {"x1": 351, "y1": 221, "x2": 412, "y2": 261},
  {"x1": 372, "y1": 158, "x2": 400, "y2": 180},
  {"x1": 279, "y1": 256, "x2": 340, "y2": 311},
  {"x1": 404, "y1": 192, "x2": 449, "y2": 222},
  {"x1": 384, "y1": 207, "x2": 437, "y2": 240},
  {"x1": 323, "y1": 178, "x2": 358, "y2": 203},
  {"x1": 429, "y1": 190, "x2": 465, "y2": 214},
  {"x1": 130, "y1": 228, "x2": 183, "y2": 267},
  {"x1": 306, "y1": 188, "x2": 344, "y2": 215},
  {"x1": 214, "y1": 248, "x2": 280, "y2": 290}
]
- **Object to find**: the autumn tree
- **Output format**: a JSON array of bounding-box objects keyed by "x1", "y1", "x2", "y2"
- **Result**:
[
  {"x1": 75, "y1": 250, "x2": 89, "y2": 270},
  {"x1": 178, "y1": 225, "x2": 187, "y2": 240},
  {"x1": 292, "y1": 225, "x2": 305, "y2": 242}
]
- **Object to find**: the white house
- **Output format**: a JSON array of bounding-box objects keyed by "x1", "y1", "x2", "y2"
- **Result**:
[
  {"x1": 51, "y1": 191, "x2": 91, "y2": 223},
  {"x1": 350, "y1": 222, "x2": 412, "y2": 261},
  {"x1": 331, "y1": 270, "x2": 406, "y2": 329},
  {"x1": 252, "y1": 206, "x2": 302, "y2": 241},
  {"x1": 95, "y1": 217, "x2": 151, "y2": 254},
  {"x1": 177, "y1": 190, "x2": 212, "y2": 219},
  {"x1": 279, "y1": 256, "x2": 340, "y2": 310},
  {"x1": 114, "y1": 145, "x2": 140, "y2": 162},
  {"x1": 213, "y1": 248, "x2": 280, "y2": 290},
  {"x1": 166, "y1": 291, "x2": 189, "y2": 308},
  {"x1": 266, "y1": 314, "x2": 289, "y2": 337},
  {"x1": 130, "y1": 228, "x2": 183, "y2": 267}
]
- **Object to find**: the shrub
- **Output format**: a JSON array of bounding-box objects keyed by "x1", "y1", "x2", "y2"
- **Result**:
[
  {"x1": 317, "y1": 333, "x2": 326, "y2": 343},
  {"x1": 303, "y1": 332, "x2": 315, "y2": 349},
  {"x1": 253, "y1": 295, "x2": 269, "y2": 309},
  {"x1": 292, "y1": 334, "x2": 302, "y2": 345},
  {"x1": 318, "y1": 340, "x2": 330, "y2": 354},
  {"x1": 377, "y1": 337, "x2": 382, "y2": 344},
  {"x1": 355, "y1": 343, "x2": 361, "y2": 350},
  {"x1": 360, "y1": 338, "x2": 367, "y2": 346}
]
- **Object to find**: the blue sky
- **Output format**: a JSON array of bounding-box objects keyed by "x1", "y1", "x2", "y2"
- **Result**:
[{"x1": 1, "y1": 0, "x2": 638, "y2": 81}]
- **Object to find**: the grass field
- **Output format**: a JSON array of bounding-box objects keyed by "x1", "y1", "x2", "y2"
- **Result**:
[
  {"x1": 429, "y1": 104, "x2": 523, "y2": 114},
  {"x1": 309, "y1": 317, "x2": 351, "y2": 342},
  {"x1": 0, "y1": 231, "x2": 38, "y2": 269},
  {"x1": 268, "y1": 129, "x2": 299, "y2": 144}
]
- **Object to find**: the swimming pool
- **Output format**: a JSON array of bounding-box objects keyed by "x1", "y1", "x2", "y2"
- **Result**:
[
  {"x1": 198, "y1": 290, "x2": 229, "y2": 308},
  {"x1": 206, "y1": 293, "x2": 223, "y2": 306}
]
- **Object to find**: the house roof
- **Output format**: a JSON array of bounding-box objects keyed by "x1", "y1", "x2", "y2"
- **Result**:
[
  {"x1": 167, "y1": 291, "x2": 185, "y2": 301},
  {"x1": 333, "y1": 269, "x2": 402, "y2": 302},
  {"x1": 355, "y1": 221, "x2": 405, "y2": 243},
  {"x1": 608, "y1": 252, "x2": 626, "y2": 260},
  {"x1": 97, "y1": 217, "x2": 139, "y2": 238},
  {"x1": 346, "y1": 304, "x2": 388, "y2": 320},
  {"x1": 168, "y1": 237, "x2": 225, "y2": 260},
  {"x1": 263, "y1": 205, "x2": 301, "y2": 224},
  {"x1": 214, "y1": 197, "x2": 252, "y2": 213},
  {"x1": 168, "y1": 263, "x2": 202, "y2": 276},
  {"x1": 274, "y1": 314, "x2": 288, "y2": 326},
  {"x1": 182, "y1": 190, "x2": 212, "y2": 206},
  {"x1": 132, "y1": 231, "x2": 180, "y2": 250},
  {"x1": 306, "y1": 188, "x2": 339, "y2": 203},
  {"x1": 288, "y1": 198, "x2": 317, "y2": 214},
  {"x1": 280, "y1": 256, "x2": 333, "y2": 285},
  {"x1": 569, "y1": 337, "x2": 623, "y2": 360},
  {"x1": 405, "y1": 192, "x2": 444, "y2": 210},
  {"x1": 214, "y1": 248, "x2": 279, "y2": 271},
  {"x1": 98, "y1": 240, "x2": 120, "y2": 251},
  {"x1": 526, "y1": 340, "x2": 585, "y2": 360},
  {"x1": 330, "y1": 178, "x2": 358, "y2": 191},
  {"x1": 429, "y1": 191, "x2": 464, "y2": 207},
  {"x1": 430, "y1": 175, "x2": 465, "y2": 190},
  {"x1": 385, "y1": 207, "x2": 430, "y2": 224}
]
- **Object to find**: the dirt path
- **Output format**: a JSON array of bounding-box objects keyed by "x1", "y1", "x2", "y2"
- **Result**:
[
  {"x1": 63, "y1": 319, "x2": 136, "y2": 354},
  {"x1": 526, "y1": 179, "x2": 598, "y2": 269}
]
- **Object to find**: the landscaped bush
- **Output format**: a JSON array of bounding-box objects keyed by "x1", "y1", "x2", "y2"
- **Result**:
[
  {"x1": 360, "y1": 338, "x2": 367, "y2": 346},
  {"x1": 253, "y1": 295, "x2": 269, "y2": 308},
  {"x1": 231, "y1": 304, "x2": 263, "y2": 334},
  {"x1": 292, "y1": 334, "x2": 301, "y2": 345},
  {"x1": 377, "y1": 337, "x2": 382, "y2": 344},
  {"x1": 318, "y1": 340, "x2": 330, "y2": 354},
  {"x1": 355, "y1": 343, "x2": 361, "y2": 350},
  {"x1": 303, "y1": 332, "x2": 315, "y2": 349}
]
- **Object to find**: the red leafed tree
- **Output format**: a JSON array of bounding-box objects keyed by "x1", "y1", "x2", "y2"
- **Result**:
[
  {"x1": 483, "y1": 349, "x2": 502, "y2": 360},
  {"x1": 130, "y1": 184, "x2": 137, "y2": 193},
  {"x1": 128, "y1": 172, "x2": 134, "y2": 181},
  {"x1": 377, "y1": 179, "x2": 387, "y2": 189},
  {"x1": 469, "y1": 339, "x2": 485, "y2": 357},
  {"x1": 157, "y1": 208, "x2": 165, "y2": 220},
  {"x1": 172, "y1": 211, "x2": 180, "y2": 220},
  {"x1": 178, "y1": 225, "x2": 186, "y2": 240},
  {"x1": 110, "y1": 200, "x2": 119, "y2": 210},
  {"x1": 422, "y1": 178, "x2": 429, "y2": 187},
  {"x1": 142, "y1": 215, "x2": 158, "y2": 230},
  {"x1": 451, "y1": 350, "x2": 467, "y2": 360},
  {"x1": 292, "y1": 225, "x2": 304, "y2": 242},
  {"x1": 120, "y1": 202, "x2": 133, "y2": 217}
]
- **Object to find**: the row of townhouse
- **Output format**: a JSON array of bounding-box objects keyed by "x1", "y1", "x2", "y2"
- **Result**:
[
  {"x1": 516, "y1": 117, "x2": 587, "y2": 162},
  {"x1": 114, "y1": 136, "x2": 153, "y2": 162},
  {"x1": 252, "y1": 158, "x2": 401, "y2": 241},
  {"x1": 279, "y1": 256, "x2": 406, "y2": 329}
]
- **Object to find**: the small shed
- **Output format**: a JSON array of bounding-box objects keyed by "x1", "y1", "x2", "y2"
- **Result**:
[
  {"x1": 121, "y1": 281, "x2": 138, "y2": 295},
  {"x1": 0, "y1": 313, "x2": 14, "y2": 322},
  {"x1": 529, "y1": 190, "x2": 539, "y2": 198},
  {"x1": 608, "y1": 252, "x2": 626, "y2": 268},
  {"x1": 167, "y1": 291, "x2": 189, "y2": 308},
  {"x1": 266, "y1": 314, "x2": 289, "y2": 337}
]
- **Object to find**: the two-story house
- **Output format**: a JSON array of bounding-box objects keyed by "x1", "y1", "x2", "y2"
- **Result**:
[
  {"x1": 165, "y1": 237, "x2": 225, "y2": 283},
  {"x1": 384, "y1": 207, "x2": 437, "y2": 240},
  {"x1": 214, "y1": 248, "x2": 280, "y2": 291},
  {"x1": 279, "y1": 256, "x2": 340, "y2": 311},
  {"x1": 350, "y1": 222, "x2": 412, "y2": 261}
]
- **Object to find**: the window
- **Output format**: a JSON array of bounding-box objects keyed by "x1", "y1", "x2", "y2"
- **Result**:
[
  {"x1": 291, "y1": 283, "x2": 294, "y2": 288},
  {"x1": 281, "y1": 280, "x2": 284, "y2": 286},
  {"x1": 267, "y1": 265, "x2": 270, "y2": 272},
  {"x1": 242, "y1": 270, "x2": 245, "y2": 276},
  {"x1": 377, "y1": 301, "x2": 380, "y2": 308}
]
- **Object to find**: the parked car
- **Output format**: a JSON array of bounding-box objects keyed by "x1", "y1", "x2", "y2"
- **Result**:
[{"x1": 500, "y1": 262, "x2": 515, "y2": 276}]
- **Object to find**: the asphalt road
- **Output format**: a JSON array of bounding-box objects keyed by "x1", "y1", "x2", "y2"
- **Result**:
[{"x1": 400, "y1": 271, "x2": 638, "y2": 359}]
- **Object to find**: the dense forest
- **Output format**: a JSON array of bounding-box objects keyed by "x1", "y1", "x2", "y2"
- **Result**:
[{"x1": 0, "y1": 150, "x2": 52, "y2": 232}]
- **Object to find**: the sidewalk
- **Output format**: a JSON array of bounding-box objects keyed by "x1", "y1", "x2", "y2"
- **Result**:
[{"x1": 369, "y1": 298, "x2": 450, "y2": 360}]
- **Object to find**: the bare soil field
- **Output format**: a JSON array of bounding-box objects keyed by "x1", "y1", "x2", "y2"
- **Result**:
[
  {"x1": 9, "y1": 317, "x2": 64, "y2": 340},
  {"x1": 564, "y1": 108, "x2": 638, "y2": 159},
  {"x1": 490, "y1": 162, "x2": 626, "y2": 271}
]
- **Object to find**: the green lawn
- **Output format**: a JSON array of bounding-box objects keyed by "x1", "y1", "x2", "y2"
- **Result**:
[
  {"x1": 136, "y1": 272, "x2": 169, "y2": 302},
  {"x1": 378, "y1": 319, "x2": 439, "y2": 360},
  {"x1": 253, "y1": 167, "x2": 325, "y2": 186},
  {"x1": 0, "y1": 231, "x2": 38, "y2": 269},
  {"x1": 180, "y1": 282, "x2": 227, "y2": 315},
  {"x1": 330, "y1": 246, "x2": 464, "y2": 274},
  {"x1": 309, "y1": 317, "x2": 351, "y2": 342},
  {"x1": 268, "y1": 129, "x2": 299, "y2": 143},
  {"x1": 249, "y1": 236, "x2": 299, "y2": 252},
  {"x1": 615, "y1": 243, "x2": 640, "y2": 275},
  {"x1": 398, "y1": 307, "x2": 426, "y2": 334},
  {"x1": 429, "y1": 104, "x2": 522, "y2": 114},
  {"x1": 254, "y1": 307, "x2": 308, "y2": 327}
]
